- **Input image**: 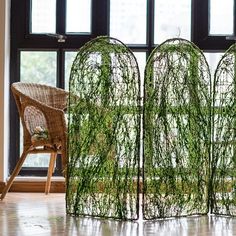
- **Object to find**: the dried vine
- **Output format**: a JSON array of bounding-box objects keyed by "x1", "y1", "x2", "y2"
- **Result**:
[
  {"x1": 212, "y1": 43, "x2": 236, "y2": 216},
  {"x1": 66, "y1": 36, "x2": 141, "y2": 220},
  {"x1": 66, "y1": 36, "x2": 236, "y2": 220},
  {"x1": 143, "y1": 38, "x2": 211, "y2": 219}
]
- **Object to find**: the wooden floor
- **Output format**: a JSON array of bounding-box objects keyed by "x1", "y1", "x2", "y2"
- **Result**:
[{"x1": 1, "y1": 193, "x2": 236, "y2": 236}]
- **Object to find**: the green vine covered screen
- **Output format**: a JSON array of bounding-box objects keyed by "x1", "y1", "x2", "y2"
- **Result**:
[
  {"x1": 143, "y1": 39, "x2": 211, "y2": 219},
  {"x1": 66, "y1": 36, "x2": 141, "y2": 220},
  {"x1": 66, "y1": 36, "x2": 236, "y2": 220},
  {"x1": 212, "y1": 44, "x2": 236, "y2": 216}
]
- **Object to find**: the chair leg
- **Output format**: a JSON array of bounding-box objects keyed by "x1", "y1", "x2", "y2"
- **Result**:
[
  {"x1": 0, "y1": 150, "x2": 29, "y2": 200},
  {"x1": 45, "y1": 152, "x2": 57, "y2": 194}
]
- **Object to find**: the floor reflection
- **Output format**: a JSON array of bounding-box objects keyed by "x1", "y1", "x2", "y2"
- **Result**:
[
  {"x1": 66, "y1": 217, "x2": 139, "y2": 236},
  {"x1": 1, "y1": 193, "x2": 236, "y2": 236}
]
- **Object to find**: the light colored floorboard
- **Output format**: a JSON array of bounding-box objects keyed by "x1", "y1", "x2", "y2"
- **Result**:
[{"x1": 1, "y1": 193, "x2": 236, "y2": 236}]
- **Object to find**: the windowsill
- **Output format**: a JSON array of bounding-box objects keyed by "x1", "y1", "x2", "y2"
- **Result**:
[
  {"x1": 1, "y1": 176, "x2": 66, "y2": 193},
  {"x1": 12, "y1": 176, "x2": 65, "y2": 182}
]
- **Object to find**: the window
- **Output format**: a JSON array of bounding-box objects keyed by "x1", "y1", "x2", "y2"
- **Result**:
[
  {"x1": 31, "y1": 0, "x2": 56, "y2": 34},
  {"x1": 110, "y1": 0, "x2": 147, "y2": 44},
  {"x1": 154, "y1": 0, "x2": 191, "y2": 44},
  {"x1": 11, "y1": 0, "x2": 206, "y2": 176},
  {"x1": 192, "y1": 0, "x2": 236, "y2": 50},
  {"x1": 10, "y1": 0, "x2": 109, "y2": 176}
]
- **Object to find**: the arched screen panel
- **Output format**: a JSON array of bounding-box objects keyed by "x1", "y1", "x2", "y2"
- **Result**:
[
  {"x1": 66, "y1": 36, "x2": 141, "y2": 220},
  {"x1": 143, "y1": 38, "x2": 211, "y2": 219},
  {"x1": 212, "y1": 44, "x2": 236, "y2": 216}
]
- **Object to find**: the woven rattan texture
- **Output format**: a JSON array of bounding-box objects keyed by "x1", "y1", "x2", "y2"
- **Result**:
[{"x1": 12, "y1": 82, "x2": 69, "y2": 167}]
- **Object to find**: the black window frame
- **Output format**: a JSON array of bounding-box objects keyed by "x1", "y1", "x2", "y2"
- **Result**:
[
  {"x1": 192, "y1": 0, "x2": 236, "y2": 51},
  {"x1": 10, "y1": 0, "x2": 157, "y2": 176},
  {"x1": 10, "y1": 0, "x2": 109, "y2": 176}
]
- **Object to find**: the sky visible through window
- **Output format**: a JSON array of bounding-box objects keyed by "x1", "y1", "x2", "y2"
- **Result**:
[{"x1": 209, "y1": 0, "x2": 234, "y2": 35}]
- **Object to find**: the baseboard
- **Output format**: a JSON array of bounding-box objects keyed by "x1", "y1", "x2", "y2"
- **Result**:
[{"x1": 0, "y1": 180, "x2": 65, "y2": 193}]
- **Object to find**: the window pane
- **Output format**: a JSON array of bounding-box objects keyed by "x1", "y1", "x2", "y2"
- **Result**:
[
  {"x1": 66, "y1": 0, "x2": 92, "y2": 33},
  {"x1": 204, "y1": 52, "x2": 224, "y2": 95},
  {"x1": 22, "y1": 155, "x2": 50, "y2": 168},
  {"x1": 31, "y1": 0, "x2": 56, "y2": 34},
  {"x1": 20, "y1": 123, "x2": 50, "y2": 167},
  {"x1": 133, "y1": 52, "x2": 146, "y2": 169},
  {"x1": 133, "y1": 52, "x2": 146, "y2": 99},
  {"x1": 209, "y1": 0, "x2": 234, "y2": 35},
  {"x1": 65, "y1": 51, "x2": 78, "y2": 91},
  {"x1": 154, "y1": 0, "x2": 191, "y2": 44},
  {"x1": 110, "y1": 0, "x2": 147, "y2": 44},
  {"x1": 204, "y1": 52, "x2": 224, "y2": 77},
  {"x1": 20, "y1": 51, "x2": 57, "y2": 86},
  {"x1": 20, "y1": 51, "x2": 57, "y2": 167}
]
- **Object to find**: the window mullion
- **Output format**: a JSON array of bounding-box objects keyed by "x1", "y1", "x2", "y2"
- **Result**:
[
  {"x1": 192, "y1": 0, "x2": 210, "y2": 49},
  {"x1": 92, "y1": 0, "x2": 109, "y2": 36},
  {"x1": 56, "y1": 0, "x2": 66, "y2": 35},
  {"x1": 57, "y1": 50, "x2": 65, "y2": 89},
  {"x1": 234, "y1": 0, "x2": 236, "y2": 35},
  {"x1": 146, "y1": 0, "x2": 155, "y2": 55}
]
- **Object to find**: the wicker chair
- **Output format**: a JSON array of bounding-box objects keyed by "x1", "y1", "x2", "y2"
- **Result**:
[{"x1": 0, "y1": 82, "x2": 68, "y2": 200}]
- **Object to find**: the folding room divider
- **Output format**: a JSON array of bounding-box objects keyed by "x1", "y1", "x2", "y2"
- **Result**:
[
  {"x1": 143, "y1": 38, "x2": 211, "y2": 219},
  {"x1": 66, "y1": 36, "x2": 140, "y2": 220},
  {"x1": 66, "y1": 36, "x2": 236, "y2": 220},
  {"x1": 211, "y1": 44, "x2": 236, "y2": 216}
]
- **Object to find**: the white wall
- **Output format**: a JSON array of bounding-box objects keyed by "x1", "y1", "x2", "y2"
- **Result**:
[{"x1": 0, "y1": 0, "x2": 10, "y2": 182}]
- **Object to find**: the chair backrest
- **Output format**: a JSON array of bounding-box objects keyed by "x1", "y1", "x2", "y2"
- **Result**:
[
  {"x1": 12, "y1": 83, "x2": 68, "y2": 110},
  {"x1": 11, "y1": 82, "x2": 69, "y2": 149}
]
